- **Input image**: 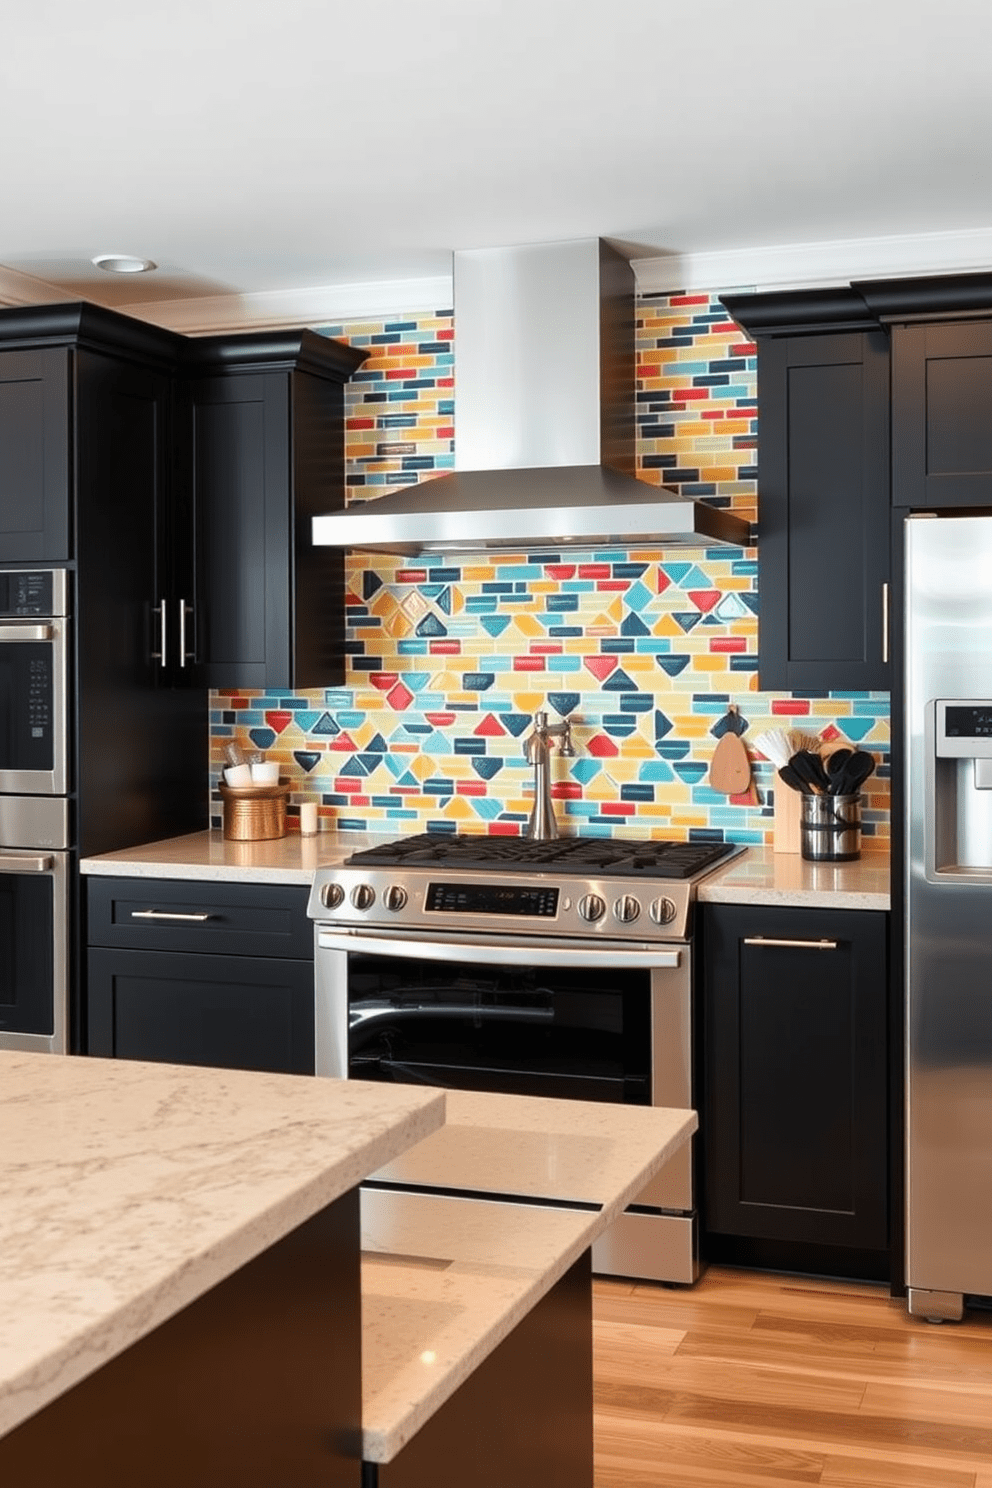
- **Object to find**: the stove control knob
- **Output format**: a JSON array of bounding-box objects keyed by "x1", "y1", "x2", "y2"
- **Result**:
[
  {"x1": 650, "y1": 896, "x2": 678, "y2": 926},
  {"x1": 578, "y1": 892, "x2": 606, "y2": 923},
  {"x1": 613, "y1": 894, "x2": 641, "y2": 925},
  {"x1": 383, "y1": 885, "x2": 408, "y2": 913},
  {"x1": 351, "y1": 883, "x2": 376, "y2": 911},
  {"x1": 319, "y1": 882, "x2": 345, "y2": 911}
]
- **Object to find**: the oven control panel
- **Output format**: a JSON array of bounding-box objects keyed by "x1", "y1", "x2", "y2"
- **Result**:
[{"x1": 309, "y1": 867, "x2": 695, "y2": 942}]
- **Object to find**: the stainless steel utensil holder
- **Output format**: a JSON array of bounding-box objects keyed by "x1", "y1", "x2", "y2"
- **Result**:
[{"x1": 800, "y1": 792, "x2": 862, "y2": 862}]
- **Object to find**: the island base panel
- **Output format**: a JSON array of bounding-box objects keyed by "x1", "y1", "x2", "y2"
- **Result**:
[
  {"x1": 0, "y1": 1190, "x2": 362, "y2": 1486},
  {"x1": 364, "y1": 1251, "x2": 593, "y2": 1488}
]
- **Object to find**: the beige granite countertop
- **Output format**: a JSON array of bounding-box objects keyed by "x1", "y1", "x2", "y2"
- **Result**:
[
  {"x1": 359, "y1": 1090, "x2": 696, "y2": 1461},
  {"x1": 698, "y1": 843, "x2": 890, "y2": 910},
  {"x1": 81, "y1": 830, "x2": 891, "y2": 909},
  {"x1": 0, "y1": 1053, "x2": 444, "y2": 1442}
]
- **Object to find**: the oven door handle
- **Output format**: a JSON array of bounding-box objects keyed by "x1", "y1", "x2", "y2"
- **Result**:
[
  {"x1": 0, "y1": 851, "x2": 54, "y2": 873},
  {"x1": 315, "y1": 926, "x2": 682, "y2": 969},
  {"x1": 0, "y1": 623, "x2": 54, "y2": 642}
]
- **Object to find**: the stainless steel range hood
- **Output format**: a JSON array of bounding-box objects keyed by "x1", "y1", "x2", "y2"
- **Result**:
[{"x1": 312, "y1": 239, "x2": 751, "y2": 555}]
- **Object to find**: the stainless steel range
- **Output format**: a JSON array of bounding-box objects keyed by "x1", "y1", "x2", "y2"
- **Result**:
[{"x1": 308, "y1": 832, "x2": 742, "y2": 1284}]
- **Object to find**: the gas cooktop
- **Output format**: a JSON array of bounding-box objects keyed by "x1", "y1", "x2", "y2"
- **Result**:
[{"x1": 343, "y1": 832, "x2": 738, "y2": 881}]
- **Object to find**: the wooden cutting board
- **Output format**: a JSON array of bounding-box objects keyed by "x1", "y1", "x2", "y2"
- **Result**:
[{"x1": 709, "y1": 728, "x2": 752, "y2": 795}]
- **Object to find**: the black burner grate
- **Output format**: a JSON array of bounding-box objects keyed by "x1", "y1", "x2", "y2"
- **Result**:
[{"x1": 344, "y1": 833, "x2": 736, "y2": 881}]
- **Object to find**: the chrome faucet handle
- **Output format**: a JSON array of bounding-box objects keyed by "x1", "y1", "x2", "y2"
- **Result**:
[{"x1": 557, "y1": 717, "x2": 575, "y2": 757}]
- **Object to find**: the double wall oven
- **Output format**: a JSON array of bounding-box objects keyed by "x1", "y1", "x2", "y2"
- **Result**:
[
  {"x1": 0, "y1": 570, "x2": 70, "y2": 1054},
  {"x1": 308, "y1": 832, "x2": 741, "y2": 1283}
]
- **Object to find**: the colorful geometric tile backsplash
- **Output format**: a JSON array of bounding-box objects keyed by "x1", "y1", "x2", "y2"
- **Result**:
[{"x1": 209, "y1": 293, "x2": 890, "y2": 845}]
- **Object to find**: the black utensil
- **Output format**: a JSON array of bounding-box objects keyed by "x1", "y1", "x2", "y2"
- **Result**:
[
  {"x1": 778, "y1": 763, "x2": 813, "y2": 795},
  {"x1": 835, "y1": 749, "x2": 875, "y2": 796},
  {"x1": 825, "y1": 748, "x2": 853, "y2": 793},
  {"x1": 790, "y1": 749, "x2": 831, "y2": 793}
]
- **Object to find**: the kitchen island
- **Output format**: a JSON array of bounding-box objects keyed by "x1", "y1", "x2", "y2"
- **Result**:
[
  {"x1": 0, "y1": 1052, "x2": 444, "y2": 1486},
  {"x1": 0, "y1": 1054, "x2": 696, "y2": 1487}
]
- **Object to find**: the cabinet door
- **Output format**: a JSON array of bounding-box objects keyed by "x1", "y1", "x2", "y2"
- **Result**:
[
  {"x1": 187, "y1": 371, "x2": 292, "y2": 690},
  {"x1": 87, "y1": 947, "x2": 315, "y2": 1074},
  {"x1": 759, "y1": 331, "x2": 890, "y2": 690},
  {"x1": 703, "y1": 904, "x2": 888, "y2": 1252},
  {"x1": 0, "y1": 348, "x2": 70, "y2": 561},
  {"x1": 892, "y1": 319, "x2": 992, "y2": 508}
]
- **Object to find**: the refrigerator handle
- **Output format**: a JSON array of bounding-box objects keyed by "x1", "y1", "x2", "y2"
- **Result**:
[{"x1": 882, "y1": 581, "x2": 890, "y2": 665}]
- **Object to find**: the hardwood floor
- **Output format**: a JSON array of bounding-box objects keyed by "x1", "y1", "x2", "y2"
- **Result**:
[{"x1": 593, "y1": 1267, "x2": 992, "y2": 1487}]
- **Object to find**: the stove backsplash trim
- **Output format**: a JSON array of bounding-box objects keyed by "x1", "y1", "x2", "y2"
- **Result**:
[{"x1": 209, "y1": 294, "x2": 890, "y2": 846}]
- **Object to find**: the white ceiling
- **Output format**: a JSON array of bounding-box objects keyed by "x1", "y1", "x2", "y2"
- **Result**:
[{"x1": 4, "y1": 0, "x2": 992, "y2": 330}]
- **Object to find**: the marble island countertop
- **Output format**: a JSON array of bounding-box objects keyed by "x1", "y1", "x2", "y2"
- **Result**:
[
  {"x1": 358, "y1": 1090, "x2": 697, "y2": 1461},
  {"x1": 81, "y1": 829, "x2": 890, "y2": 909},
  {"x1": 0, "y1": 1053, "x2": 444, "y2": 1443}
]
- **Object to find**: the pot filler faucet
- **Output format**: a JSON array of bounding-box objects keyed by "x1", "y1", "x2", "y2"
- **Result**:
[{"x1": 523, "y1": 710, "x2": 575, "y2": 840}]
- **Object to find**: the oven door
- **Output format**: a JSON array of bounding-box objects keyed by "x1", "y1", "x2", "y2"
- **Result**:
[
  {"x1": 0, "y1": 616, "x2": 68, "y2": 795},
  {"x1": 314, "y1": 926, "x2": 688, "y2": 1115},
  {"x1": 0, "y1": 845, "x2": 68, "y2": 1053}
]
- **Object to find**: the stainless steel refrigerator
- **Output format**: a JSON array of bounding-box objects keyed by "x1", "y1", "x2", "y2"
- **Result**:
[{"x1": 905, "y1": 513, "x2": 992, "y2": 1321}]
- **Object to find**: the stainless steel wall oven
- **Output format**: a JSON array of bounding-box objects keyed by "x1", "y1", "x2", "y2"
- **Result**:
[
  {"x1": 0, "y1": 570, "x2": 71, "y2": 1053},
  {"x1": 309, "y1": 832, "x2": 741, "y2": 1284}
]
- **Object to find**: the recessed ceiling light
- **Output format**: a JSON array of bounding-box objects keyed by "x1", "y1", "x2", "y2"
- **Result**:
[{"x1": 92, "y1": 254, "x2": 157, "y2": 274}]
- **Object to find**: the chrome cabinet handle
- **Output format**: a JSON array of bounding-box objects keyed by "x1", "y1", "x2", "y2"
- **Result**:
[
  {"x1": 0, "y1": 624, "x2": 54, "y2": 642},
  {"x1": 150, "y1": 599, "x2": 168, "y2": 668},
  {"x1": 131, "y1": 909, "x2": 212, "y2": 923},
  {"x1": 0, "y1": 852, "x2": 54, "y2": 873},
  {"x1": 882, "y1": 581, "x2": 890, "y2": 665},
  {"x1": 744, "y1": 936, "x2": 837, "y2": 950},
  {"x1": 178, "y1": 599, "x2": 193, "y2": 668}
]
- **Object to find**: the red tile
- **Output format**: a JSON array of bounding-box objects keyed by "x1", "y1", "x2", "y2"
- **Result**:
[
  {"x1": 513, "y1": 655, "x2": 545, "y2": 671},
  {"x1": 546, "y1": 565, "x2": 576, "y2": 581},
  {"x1": 602, "y1": 802, "x2": 635, "y2": 815},
  {"x1": 584, "y1": 656, "x2": 618, "y2": 682},
  {"x1": 429, "y1": 640, "x2": 461, "y2": 654},
  {"x1": 456, "y1": 781, "x2": 486, "y2": 796},
  {"x1": 710, "y1": 638, "x2": 747, "y2": 653},
  {"x1": 771, "y1": 700, "x2": 811, "y2": 716},
  {"x1": 396, "y1": 569, "x2": 427, "y2": 583},
  {"x1": 369, "y1": 672, "x2": 399, "y2": 691},
  {"x1": 475, "y1": 714, "x2": 507, "y2": 736},
  {"x1": 586, "y1": 733, "x2": 619, "y2": 757},
  {"x1": 425, "y1": 711, "x2": 457, "y2": 726},
  {"x1": 551, "y1": 782, "x2": 582, "y2": 799},
  {"x1": 689, "y1": 589, "x2": 721, "y2": 613},
  {"x1": 386, "y1": 682, "x2": 414, "y2": 710},
  {"x1": 579, "y1": 564, "x2": 611, "y2": 578},
  {"x1": 264, "y1": 711, "x2": 293, "y2": 733}
]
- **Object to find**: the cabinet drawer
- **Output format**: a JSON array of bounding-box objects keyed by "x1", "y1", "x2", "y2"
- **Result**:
[{"x1": 87, "y1": 877, "x2": 313, "y2": 959}]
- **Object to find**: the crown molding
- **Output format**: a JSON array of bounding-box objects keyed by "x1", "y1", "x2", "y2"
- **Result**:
[{"x1": 632, "y1": 226, "x2": 992, "y2": 297}]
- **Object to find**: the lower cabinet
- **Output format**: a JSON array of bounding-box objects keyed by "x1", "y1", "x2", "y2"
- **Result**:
[
  {"x1": 86, "y1": 877, "x2": 314, "y2": 1075},
  {"x1": 701, "y1": 903, "x2": 888, "y2": 1279}
]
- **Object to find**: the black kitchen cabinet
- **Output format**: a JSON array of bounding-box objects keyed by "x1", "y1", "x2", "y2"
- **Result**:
[
  {"x1": 86, "y1": 876, "x2": 314, "y2": 1074},
  {"x1": 0, "y1": 347, "x2": 71, "y2": 562},
  {"x1": 180, "y1": 330, "x2": 366, "y2": 691},
  {"x1": 720, "y1": 290, "x2": 891, "y2": 691},
  {"x1": 701, "y1": 902, "x2": 888, "y2": 1280},
  {"x1": 890, "y1": 318, "x2": 992, "y2": 509}
]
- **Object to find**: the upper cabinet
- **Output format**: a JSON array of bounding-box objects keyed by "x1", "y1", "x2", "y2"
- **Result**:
[
  {"x1": 720, "y1": 290, "x2": 891, "y2": 692},
  {"x1": 855, "y1": 272, "x2": 992, "y2": 512},
  {"x1": 890, "y1": 319, "x2": 992, "y2": 510},
  {"x1": 180, "y1": 330, "x2": 366, "y2": 692},
  {"x1": 0, "y1": 346, "x2": 71, "y2": 562}
]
